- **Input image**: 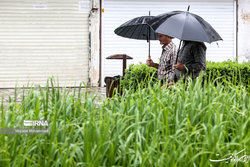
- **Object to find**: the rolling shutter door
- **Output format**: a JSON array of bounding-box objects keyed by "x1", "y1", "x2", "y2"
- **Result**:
[
  {"x1": 102, "y1": 0, "x2": 235, "y2": 85},
  {"x1": 0, "y1": 0, "x2": 90, "y2": 88}
]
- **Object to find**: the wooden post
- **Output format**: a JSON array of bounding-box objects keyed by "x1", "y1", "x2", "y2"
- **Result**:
[{"x1": 123, "y1": 54, "x2": 126, "y2": 76}]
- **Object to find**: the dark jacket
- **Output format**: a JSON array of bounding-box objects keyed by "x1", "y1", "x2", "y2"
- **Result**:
[{"x1": 172, "y1": 41, "x2": 207, "y2": 82}]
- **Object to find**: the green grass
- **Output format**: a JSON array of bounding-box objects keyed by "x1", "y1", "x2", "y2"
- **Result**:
[{"x1": 0, "y1": 78, "x2": 249, "y2": 167}]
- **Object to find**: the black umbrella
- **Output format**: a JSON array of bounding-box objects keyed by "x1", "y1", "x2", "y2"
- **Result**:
[
  {"x1": 148, "y1": 10, "x2": 222, "y2": 43},
  {"x1": 114, "y1": 14, "x2": 158, "y2": 59}
]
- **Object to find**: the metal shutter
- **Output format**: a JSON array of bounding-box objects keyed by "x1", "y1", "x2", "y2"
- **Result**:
[
  {"x1": 102, "y1": 0, "x2": 235, "y2": 85},
  {"x1": 0, "y1": 0, "x2": 90, "y2": 88}
]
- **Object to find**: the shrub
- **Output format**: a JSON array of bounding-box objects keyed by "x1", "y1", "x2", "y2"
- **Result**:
[
  {"x1": 121, "y1": 63, "x2": 158, "y2": 91},
  {"x1": 205, "y1": 61, "x2": 250, "y2": 87},
  {"x1": 122, "y1": 61, "x2": 250, "y2": 90}
]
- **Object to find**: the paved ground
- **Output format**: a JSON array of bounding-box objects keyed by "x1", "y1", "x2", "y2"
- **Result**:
[{"x1": 0, "y1": 87, "x2": 106, "y2": 103}]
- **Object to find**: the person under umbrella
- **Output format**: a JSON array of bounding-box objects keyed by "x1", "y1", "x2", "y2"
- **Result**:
[
  {"x1": 148, "y1": 10, "x2": 223, "y2": 86},
  {"x1": 170, "y1": 40, "x2": 207, "y2": 86},
  {"x1": 115, "y1": 13, "x2": 177, "y2": 88},
  {"x1": 146, "y1": 33, "x2": 177, "y2": 87}
]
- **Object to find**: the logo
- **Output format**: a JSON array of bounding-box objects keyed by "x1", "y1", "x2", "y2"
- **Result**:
[{"x1": 23, "y1": 120, "x2": 49, "y2": 127}]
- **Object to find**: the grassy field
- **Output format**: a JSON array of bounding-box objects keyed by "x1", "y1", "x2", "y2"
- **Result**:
[{"x1": 0, "y1": 78, "x2": 249, "y2": 167}]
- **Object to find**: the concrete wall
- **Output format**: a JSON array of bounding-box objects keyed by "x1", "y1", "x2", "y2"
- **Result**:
[{"x1": 238, "y1": 0, "x2": 250, "y2": 62}]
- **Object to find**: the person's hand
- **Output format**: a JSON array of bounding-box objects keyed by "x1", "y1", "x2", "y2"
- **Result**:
[
  {"x1": 174, "y1": 59, "x2": 185, "y2": 71},
  {"x1": 161, "y1": 82, "x2": 174, "y2": 89},
  {"x1": 146, "y1": 59, "x2": 154, "y2": 67},
  {"x1": 167, "y1": 81, "x2": 174, "y2": 87}
]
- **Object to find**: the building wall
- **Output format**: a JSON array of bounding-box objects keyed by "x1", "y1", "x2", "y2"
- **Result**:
[
  {"x1": 89, "y1": 0, "x2": 100, "y2": 86},
  {"x1": 238, "y1": 0, "x2": 250, "y2": 62}
]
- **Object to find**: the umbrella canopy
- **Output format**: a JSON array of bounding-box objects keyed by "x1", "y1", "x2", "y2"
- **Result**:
[
  {"x1": 114, "y1": 15, "x2": 158, "y2": 59},
  {"x1": 148, "y1": 11, "x2": 222, "y2": 43},
  {"x1": 114, "y1": 16, "x2": 158, "y2": 40}
]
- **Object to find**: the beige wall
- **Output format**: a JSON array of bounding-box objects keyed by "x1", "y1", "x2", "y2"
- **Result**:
[{"x1": 238, "y1": 0, "x2": 250, "y2": 62}]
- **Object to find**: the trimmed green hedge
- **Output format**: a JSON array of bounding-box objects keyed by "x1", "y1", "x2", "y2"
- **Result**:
[
  {"x1": 122, "y1": 61, "x2": 250, "y2": 90},
  {"x1": 205, "y1": 61, "x2": 250, "y2": 86},
  {"x1": 121, "y1": 63, "x2": 158, "y2": 90}
]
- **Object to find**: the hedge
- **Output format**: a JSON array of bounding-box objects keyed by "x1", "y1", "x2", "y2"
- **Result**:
[
  {"x1": 121, "y1": 63, "x2": 158, "y2": 90},
  {"x1": 122, "y1": 61, "x2": 250, "y2": 90},
  {"x1": 205, "y1": 61, "x2": 249, "y2": 86}
]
